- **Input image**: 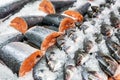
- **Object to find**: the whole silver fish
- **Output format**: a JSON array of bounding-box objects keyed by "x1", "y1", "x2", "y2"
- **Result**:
[{"x1": 46, "y1": 45, "x2": 67, "y2": 72}]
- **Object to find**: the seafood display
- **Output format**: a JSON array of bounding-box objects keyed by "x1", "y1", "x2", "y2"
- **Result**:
[
  {"x1": 0, "y1": 0, "x2": 37, "y2": 21},
  {"x1": 25, "y1": 26, "x2": 62, "y2": 51},
  {"x1": 10, "y1": 16, "x2": 44, "y2": 33},
  {"x1": 39, "y1": 0, "x2": 77, "y2": 13},
  {"x1": 0, "y1": 32, "x2": 23, "y2": 48},
  {"x1": 0, "y1": 0, "x2": 120, "y2": 80},
  {"x1": 0, "y1": 42, "x2": 41, "y2": 76}
]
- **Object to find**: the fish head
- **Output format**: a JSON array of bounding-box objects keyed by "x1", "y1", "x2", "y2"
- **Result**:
[
  {"x1": 110, "y1": 12, "x2": 120, "y2": 29},
  {"x1": 96, "y1": 53, "x2": 118, "y2": 77},
  {"x1": 46, "y1": 50, "x2": 66, "y2": 72},
  {"x1": 56, "y1": 35, "x2": 71, "y2": 54},
  {"x1": 74, "y1": 49, "x2": 88, "y2": 66},
  {"x1": 83, "y1": 39, "x2": 94, "y2": 53},
  {"x1": 113, "y1": 19, "x2": 120, "y2": 29},
  {"x1": 82, "y1": 67, "x2": 102, "y2": 80},
  {"x1": 65, "y1": 65, "x2": 76, "y2": 80},
  {"x1": 106, "y1": 40, "x2": 120, "y2": 63},
  {"x1": 101, "y1": 24, "x2": 113, "y2": 37},
  {"x1": 65, "y1": 28, "x2": 78, "y2": 42}
]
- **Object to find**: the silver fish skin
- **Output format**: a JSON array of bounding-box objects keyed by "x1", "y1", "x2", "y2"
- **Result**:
[
  {"x1": 74, "y1": 49, "x2": 90, "y2": 66},
  {"x1": 83, "y1": 52, "x2": 108, "y2": 80},
  {"x1": 33, "y1": 56, "x2": 57, "y2": 80},
  {"x1": 64, "y1": 58, "x2": 82, "y2": 80},
  {"x1": 81, "y1": 66, "x2": 103, "y2": 80},
  {"x1": 96, "y1": 51, "x2": 118, "y2": 77},
  {"x1": 46, "y1": 45, "x2": 67, "y2": 72},
  {"x1": 105, "y1": 39, "x2": 120, "y2": 63}
]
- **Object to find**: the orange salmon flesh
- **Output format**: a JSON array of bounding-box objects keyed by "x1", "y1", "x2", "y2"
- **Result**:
[
  {"x1": 39, "y1": 0, "x2": 55, "y2": 14},
  {"x1": 59, "y1": 17, "x2": 75, "y2": 32},
  {"x1": 10, "y1": 17, "x2": 28, "y2": 34},
  {"x1": 41, "y1": 32, "x2": 63, "y2": 52},
  {"x1": 64, "y1": 10, "x2": 83, "y2": 22},
  {"x1": 19, "y1": 50, "x2": 42, "y2": 76}
]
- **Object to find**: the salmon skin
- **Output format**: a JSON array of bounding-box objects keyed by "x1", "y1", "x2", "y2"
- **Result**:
[
  {"x1": 0, "y1": 32, "x2": 23, "y2": 49},
  {"x1": 42, "y1": 14, "x2": 75, "y2": 32},
  {"x1": 25, "y1": 26, "x2": 62, "y2": 51},
  {"x1": 10, "y1": 16, "x2": 44, "y2": 33},
  {"x1": 25, "y1": 26, "x2": 55, "y2": 47},
  {"x1": 76, "y1": 2, "x2": 91, "y2": 16},
  {"x1": 10, "y1": 14, "x2": 75, "y2": 33},
  {"x1": 51, "y1": 0, "x2": 76, "y2": 12},
  {"x1": 63, "y1": 2, "x2": 91, "y2": 22},
  {"x1": 15, "y1": 16, "x2": 43, "y2": 28},
  {"x1": 0, "y1": 0, "x2": 35, "y2": 20},
  {"x1": 0, "y1": 42, "x2": 41, "y2": 76},
  {"x1": 42, "y1": 14, "x2": 66, "y2": 27},
  {"x1": 39, "y1": 0, "x2": 76, "y2": 14}
]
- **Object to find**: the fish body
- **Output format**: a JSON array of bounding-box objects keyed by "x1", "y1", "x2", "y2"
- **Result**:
[
  {"x1": 105, "y1": 39, "x2": 120, "y2": 64},
  {"x1": 0, "y1": 32, "x2": 23, "y2": 49},
  {"x1": 46, "y1": 45, "x2": 67, "y2": 72},
  {"x1": 0, "y1": 42, "x2": 41, "y2": 76},
  {"x1": 10, "y1": 16, "x2": 44, "y2": 33},
  {"x1": 74, "y1": 49, "x2": 90, "y2": 66},
  {"x1": 25, "y1": 26, "x2": 55, "y2": 47},
  {"x1": 0, "y1": 0, "x2": 35, "y2": 20},
  {"x1": 51, "y1": 0, "x2": 76, "y2": 12},
  {"x1": 96, "y1": 52, "x2": 118, "y2": 77},
  {"x1": 64, "y1": 58, "x2": 82, "y2": 80},
  {"x1": 33, "y1": 56, "x2": 57, "y2": 80}
]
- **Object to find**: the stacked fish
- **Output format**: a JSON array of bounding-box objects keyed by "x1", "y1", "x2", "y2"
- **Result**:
[{"x1": 0, "y1": 0, "x2": 120, "y2": 80}]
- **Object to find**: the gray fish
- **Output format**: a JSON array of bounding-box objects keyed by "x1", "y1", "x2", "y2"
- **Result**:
[
  {"x1": 33, "y1": 56, "x2": 57, "y2": 80},
  {"x1": 82, "y1": 52, "x2": 108, "y2": 80},
  {"x1": 56, "y1": 34, "x2": 71, "y2": 54},
  {"x1": 96, "y1": 52, "x2": 118, "y2": 77},
  {"x1": 0, "y1": 42, "x2": 41, "y2": 76},
  {"x1": 105, "y1": 39, "x2": 120, "y2": 63},
  {"x1": 50, "y1": 0, "x2": 77, "y2": 13},
  {"x1": 115, "y1": 29, "x2": 120, "y2": 42},
  {"x1": 110, "y1": 12, "x2": 120, "y2": 29},
  {"x1": 0, "y1": 32, "x2": 23, "y2": 49},
  {"x1": 74, "y1": 49, "x2": 90, "y2": 66},
  {"x1": 65, "y1": 28, "x2": 78, "y2": 42},
  {"x1": 100, "y1": 23, "x2": 113, "y2": 37},
  {"x1": 83, "y1": 39, "x2": 94, "y2": 53},
  {"x1": 0, "y1": 0, "x2": 36, "y2": 20},
  {"x1": 82, "y1": 67, "x2": 103, "y2": 80},
  {"x1": 64, "y1": 58, "x2": 82, "y2": 80},
  {"x1": 45, "y1": 45, "x2": 67, "y2": 72}
]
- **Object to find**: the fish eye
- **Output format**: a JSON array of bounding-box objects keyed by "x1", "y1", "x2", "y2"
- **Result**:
[
  {"x1": 90, "y1": 53, "x2": 93, "y2": 55},
  {"x1": 39, "y1": 69, "x2": 44, "y2": 73},
  {"x1": 50, "y1": 52, "x2": 55, "y2": 54}
]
